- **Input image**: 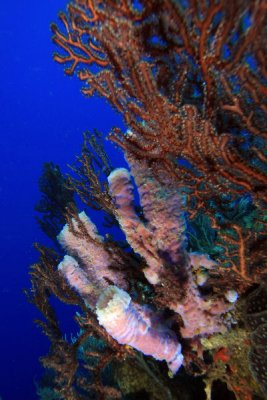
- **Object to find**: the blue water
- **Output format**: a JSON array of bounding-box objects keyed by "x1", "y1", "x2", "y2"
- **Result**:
[{"x1": 0, "y1": 1, "x2": 124, "y2": 398}]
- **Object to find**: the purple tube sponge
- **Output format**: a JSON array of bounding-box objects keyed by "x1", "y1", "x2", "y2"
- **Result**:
[
  {"x1": 57, "y1": 211, "x2": 127, "y2": 296},
  {"x1": 108, "y1": 160, "x2": 234, "y2": 338},
  {"x1": 108, "y1": 164, "x2": 188, "y2": 284},
  {"x1": 96, "y1": 285, "x2": 184, "y2": 374}
]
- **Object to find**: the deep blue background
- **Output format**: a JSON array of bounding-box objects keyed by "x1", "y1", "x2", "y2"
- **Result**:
[{"x1": 0, "y1": 1, "x2": 124, "y2": 398}]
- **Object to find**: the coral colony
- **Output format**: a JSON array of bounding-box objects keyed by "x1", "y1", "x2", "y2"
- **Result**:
[{"x1": 29, "y1": 1, "x2": 267, "y2": 399}]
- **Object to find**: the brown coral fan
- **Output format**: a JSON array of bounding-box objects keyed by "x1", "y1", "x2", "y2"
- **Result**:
[{"x1": 51, "y1": 0, "x2": 267, "y2": 202}]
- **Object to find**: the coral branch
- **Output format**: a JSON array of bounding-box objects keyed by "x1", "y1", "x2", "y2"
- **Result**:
[{"x1": 52, "y1": 0, "x2": 267, "y2": 203}]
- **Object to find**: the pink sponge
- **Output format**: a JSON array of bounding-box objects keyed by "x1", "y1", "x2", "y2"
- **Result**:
[{"x1": 96, "y1": 285, "x2": 184, "y2": 374}]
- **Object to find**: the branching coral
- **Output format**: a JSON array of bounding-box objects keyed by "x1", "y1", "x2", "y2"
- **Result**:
[
  {"x1": 35, "y1": 162, "x2": 75, "y2": 245},
  {"x1": 67, "y1": 131, "x2": 116, "y2": 217},
  {"x1": 51, "y1": 0, "x2": 267, "y2": 201}
]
